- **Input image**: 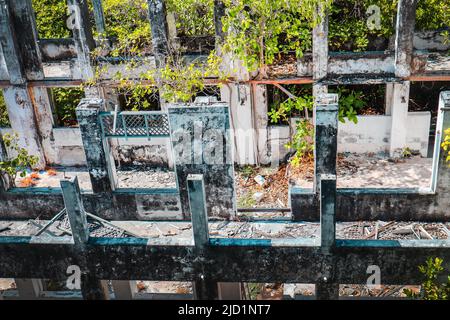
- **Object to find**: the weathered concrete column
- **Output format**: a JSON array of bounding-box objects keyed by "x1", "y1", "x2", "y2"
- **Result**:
[
  {"x1": 92, "y1": 0, "x2": 106, "y2": 35},
  {"x1": 61, "y1": 177, "x2": 109, "y2": 300},
  {"x1": 147, "y1": 0, "x2": 169, "y2": 69},
  {"x1": 434, "y1": 92, "x2": 450, "y2": 197},
  {"x1": 394, "y1": 0, "x2": 418, "y2": 78},
  {"x1": 314, "y1": 94, "x2": 338, "y2": 192},
  {"x1": 320, "y1": 174, "x2": 336, "y2": 251},
  {"x1": 188, "y1": 174, "x2": 209, "y2": 249},
  {"x1": 312, "y1": 3, "x2": 329, "y2": 96},
  {"x1": 213, "y1": 0, "x2": 226, "y2": 44},
  {"x1": 67, "y1": 0, "x2": 96, "y2": 80},
  {"x1": 112, "y1": 280, "x2": 137, "y2": 300},
  {"x1": 389, "y1": 82, "x2": 410, "y2": 156},
  {"x1": 15, "y1": 279, "x2": 43, "y2": 299},
  {"x1": 168, "y1": 104, "x2": 235, "y2": 219},
  {"x1": 0, "y1": 1, "x2": 46, "y2": 168},
  {"x1": 2, "y1": 87, "x2": 46, "y2": 169},
  {"x1": 315, "y1": 174, "x2": 338, "y2": 300},
  {"x1": 61, "y1": 177, "x2": 89, "y2": 248},
  {"x1": 76, "y1": 98, "x2": 114, "y2": 193}
]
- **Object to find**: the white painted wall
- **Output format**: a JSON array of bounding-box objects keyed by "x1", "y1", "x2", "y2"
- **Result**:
[{"x1": 270, "y1": 112, "x2": 431, "y2": 163}]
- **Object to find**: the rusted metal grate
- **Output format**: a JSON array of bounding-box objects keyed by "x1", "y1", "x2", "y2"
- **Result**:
[{"x1": 99, "y1": 111, "x2": 170, "y2": 138}]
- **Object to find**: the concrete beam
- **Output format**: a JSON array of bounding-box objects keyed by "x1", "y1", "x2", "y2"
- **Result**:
[
  {"x1": 394, "y1": 0, "x2": 418, "y2": 77},
  {"x1": 76, "y1": 98, "x2": 113, "y2": 193},
  {"x1": 2, "y1": 239, "x2": 450, "y2": 285}
]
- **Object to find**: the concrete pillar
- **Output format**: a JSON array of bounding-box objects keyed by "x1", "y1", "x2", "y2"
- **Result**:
[
  {"x1": 188, "y1": 174, "x2": 209, "y2": 249},
  {"x1": 92, "y1": 0, "x2": 106, "y2": 35},
  {"x1": 320, "y1": 174, "x2": 336, "y2": 251},
  {"x1": 253, "y1": 84, "x2": 271, "y2": 165},
  {"x1": 67, "y1": 0, "x2": 96, "y2": 81},
  {"x1": 389, "y1": 82, "x2": 410, "y2": 157},
  {"x1": 168, "y1": 104, "x2": 235, "y2": 219},
  {"x1": 60, "y1": 177, "x2": 109, "y2": 300},
  {"x1": 213, "y1": 0, "x2": 226, "y2": 44},
  {"x1": 147, "y1": 0, "x2": 169, "y2": 69},
  {"x1": 0, "y1": 1, "x2": 47, "y2": 168},
  {"x1": 112, "y1": 280, "x2": 137, "y2": 300},
  {"x1": 76, "y1": 98, "x2": 114, "y2": 193},
  {"x1": 312, "y1": 3, "x2": 329, "y2": 97},
  {"x1": 15, "y1": 279, "x2": 43, "y2": 299},
  {"x1": 3, "y1": 87, "x2": 46, "y2": 169},
  {"x1": 314, "y1": 94, "x2": 338, "y2": 192},
  {"x1": 29, "y1": 86, "x2": 58, "y2": 165},
  {"x1": 218, "y1": 282, "x2": 242, "y2": 300},
  {"x1": 385, "y1": 83, "x2": 395, "y2": 115},
  {"x1": 61, "y1": 177, "x2": 89, "y2": 248},
  {"x1": 220, "y1": 83, "x2": 257, "y2": 165},
  {"x1": 394, "y1": 0, "x2": 418, "y2": 78},
  {"x1": 433, "y1": 92, "x2": 450, "y2": 196}
]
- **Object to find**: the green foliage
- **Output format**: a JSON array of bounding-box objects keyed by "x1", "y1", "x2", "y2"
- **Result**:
[
  {"x1": 0, "y1": 133, "x2": 39, "y2": 184},
  {"x1": 329, "y1": 0, "x2": 397, "y2": 52},
  {"x1": 416, "y1": 0, "x2": 450, "y2": 31},
  {"x1": 221, "y1": 0, "x2": 332, "y2": 73},
  {"x1": 404, "y1": 257, "x2": 450, "y2": 300},
  {"x1": 334, "y1": 87, "x2": 365, "y2": 124},
  {"x1": 167, "y1": 0, "x2": 215, "y2": 36},
  {"x1": 286, "y1": 119, "x2": 314, "y2": 166},
  {"x1": 268, "y1": 95, "x2": 313, "y2": 124},
  {"x1": 32, "y1": 0, "x2": 71, "y2": 38},
  {"x1": 442, "y1": 128, "x2": 450, "y2": 164},
  {"x1": 102, "y1": 0, "x2": 152, "y2": 57},
  {"x1": 0, "y1": 91, "x2": 10, "y2": 128},
  {"x1": 51, "y1": 88, "x2": 84, "y2": 127}
]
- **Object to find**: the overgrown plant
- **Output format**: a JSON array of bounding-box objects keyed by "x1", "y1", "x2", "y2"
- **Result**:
[
  {"x1": 269, "y1": 86, "x2": 366, "y2": 166},
  {"x1": 221, "y1": 0, "x2": 332, "y2": 77},
  {"x1": 442, "y1": 128, "x2": 450, "y2": 165},
  {"x1": 0, "y1": 91, "x2": 9, "y2": 128},
  {"x1": 404, "y1": 257, "x2": 450, "y2": 300},
  {"x1": 0, "y1": 133, "x2": 39, "y2": 187}
]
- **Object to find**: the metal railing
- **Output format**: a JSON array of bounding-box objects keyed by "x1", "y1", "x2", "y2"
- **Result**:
[{"x1": 99, "y1": 111, "x2": 170, "y2": 138}]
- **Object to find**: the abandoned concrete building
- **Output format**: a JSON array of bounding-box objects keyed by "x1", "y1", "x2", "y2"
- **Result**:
[{"x1": 0, "y1": 0, "x2": 450, "y2": 300}]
